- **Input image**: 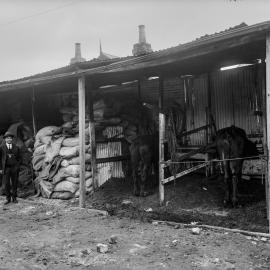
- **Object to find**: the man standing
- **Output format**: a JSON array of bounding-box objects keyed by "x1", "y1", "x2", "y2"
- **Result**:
[{"x1": 0, "y1": 132, "x2": 21, "y2": 205}]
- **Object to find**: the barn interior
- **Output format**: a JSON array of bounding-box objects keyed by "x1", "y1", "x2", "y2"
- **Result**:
[{"x1": 0, "y1": 21, "x2": 270, "y2": 232}]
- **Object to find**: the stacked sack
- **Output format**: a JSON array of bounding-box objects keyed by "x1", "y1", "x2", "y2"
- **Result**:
[
  {"x1": 33, "y1": 126, "x2": 93, "y2": 200},
  {"x1": 91, "y1": 98, "x2": 157, "y2": 142},
  {"x1": 59, "y1": 95, "x2": 156, "y2": 144},
  {"x1": 33, "y1": 96, "x2": 158, "y2": 199}
]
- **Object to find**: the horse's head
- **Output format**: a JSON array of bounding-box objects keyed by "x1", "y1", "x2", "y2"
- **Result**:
[{"x1": 244, "y1": 139, "x2": 259, "y2": 157}]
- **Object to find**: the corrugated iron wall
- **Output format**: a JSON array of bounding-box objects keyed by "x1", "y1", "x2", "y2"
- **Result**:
[
  {"x1": 185, "y1": 65, "x2": 263, "y2": 146},
  {"x1": 96, "y1": 126, "x2": 125, "y2": 186},
  {"x1": 211, "y1": 66, "x2": 262, "y2": 135},
  {"x1": 186, "y1": 74, "x2": 208, "y2": 145}
]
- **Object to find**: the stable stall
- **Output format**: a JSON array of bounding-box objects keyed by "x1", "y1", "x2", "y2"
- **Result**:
[{"x1": 1, "y1": 21, "x2": 270, "y2": 232}]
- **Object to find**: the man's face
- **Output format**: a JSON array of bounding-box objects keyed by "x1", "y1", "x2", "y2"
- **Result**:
[{"x1": 5, "y1": 136, "x2": 13, "y2": 144}]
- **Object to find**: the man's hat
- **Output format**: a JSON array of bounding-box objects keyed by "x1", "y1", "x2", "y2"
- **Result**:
[{"x1": 3, "y1": 131, "x2": 14, "y2": 138}]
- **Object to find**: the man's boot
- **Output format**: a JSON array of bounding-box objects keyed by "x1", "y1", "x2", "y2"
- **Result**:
[
  {"x1": 4, "y1": 199, "x2": 11, "y2": 205},
  {"x1": 12, "y1": 197, "x2": 18, "y2": 204}
]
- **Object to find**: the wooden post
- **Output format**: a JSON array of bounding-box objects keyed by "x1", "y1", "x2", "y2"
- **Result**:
[
  {"x1": 88, "y1": 83, "x2": 98, "y2": 190},
  {"x1": 183, "y1": 77, "x2": 188, "y2": 145},
  {"x1": 137, "y1": 79, "x2": 142, "y2": 102},
  {"x1": 266, "y1": 34, "x2": 270, "y2": 230},
  {"x1": 78, "y1": 76, "x2": 86, "y2": 208},
  {"x1": 206, "y1": 73, "x2": 211, "y2": 177},
  {"x1": 258, "y1": 63, "x2": 268, "y2": 220},
  {"x1": 159, "y1": 76, "x2": 165, "y2": 205},
  {"x1": 31, "y1": 87, "x2": 37, "y2": 136}
]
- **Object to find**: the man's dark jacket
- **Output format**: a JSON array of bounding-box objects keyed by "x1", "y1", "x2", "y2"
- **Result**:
[{"x1": 0, "y1": 142, "x2": 21, "y2": 173}]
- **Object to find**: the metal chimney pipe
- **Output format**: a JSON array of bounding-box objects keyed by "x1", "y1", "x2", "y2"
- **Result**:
[{"x1": 138, "y1": 25, "x2": 146, "y2": 43}]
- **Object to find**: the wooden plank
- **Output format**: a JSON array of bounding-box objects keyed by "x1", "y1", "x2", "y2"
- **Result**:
[
  {"x1": 206, "y1": 73, "x2": 211, "y2": 178},
  {"x1": 96, "y1": 138, "x2": 126, "y2": 143},
  {"x1": 88, "y1": 85, "x2": 98, "y2": 191},
  {"x1": 174, "y1": 145, "x2": 207, "y2": 161},
  {"x1": 153, "y1": 220, "x2": 270, "y2": 238},
  {"x1": 178, "y1": 124, "x2": 211, "y2": 138},
  {"x1": 96, "y1": 155, "x2": 130, "y2": 164},
  {"x1": 159, "y1": 76, "x2": 165, "y2": 205},
  {"x1": 258, "y1": 63, "x2": 268, "y2": 221},
  {"x1": 31, "y1": 87, "x2": 37, "y2": 136},
  {"x1": 137, "y1": 79, "x2": 142, "y2": 101},
  {"x1": 266, "y1": 34, "x2": 270, "y2": 230},
  {"x1": 162, "y1": 163, "x2": 207, "y2": 184},
  {"x1": 78, "y1": 76, "x2": 86, "y2": 208}
]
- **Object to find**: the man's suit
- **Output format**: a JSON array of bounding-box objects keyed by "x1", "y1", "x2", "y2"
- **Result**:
[{"x1": 0, "y1": 142, "x2": 21, "y2": 201}]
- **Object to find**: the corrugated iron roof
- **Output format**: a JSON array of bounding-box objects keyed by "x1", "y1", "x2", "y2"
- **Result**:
[
  {"x1": 192, "y1": 22, "x2": 248, "y2": 43},
  {"x1": 0, "y1": 21, "x2": 270, "y2": 90},
  {"x1": 0, "y1": 55, "x2": 134, "y2": 86}
]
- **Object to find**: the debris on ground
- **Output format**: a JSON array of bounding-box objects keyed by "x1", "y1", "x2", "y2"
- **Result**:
[
  {"x1": 96, "y1": 243, "x2": 109, "y2": 253},
  {"x1": 191, "y1": 227, "x2": 201, "y2": 235},
  {"x1": 261, "y1": 237, "x2": 268, "y2": 242},
  {"x1": 129, "y1": 244, "x2": 147, "y2": 255},
  {"x1": 191, "y1": 221, "x2": 198, "y2": 226},
  {"x1": 109, "y1": 235, "x2": 118, "y2": 244},
  {"x1": 171, "y1": 240, "x2": 178, "y2": 246},
  {"x1": 121, "y1": 199, "x2": 133, "y2": 206}
]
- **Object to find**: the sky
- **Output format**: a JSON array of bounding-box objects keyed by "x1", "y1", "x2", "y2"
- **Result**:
[{"x1": 0, "y1": 0, "x2": 270, "y2": 81}]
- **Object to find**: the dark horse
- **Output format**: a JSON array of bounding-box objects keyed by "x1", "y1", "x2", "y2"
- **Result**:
[
  {"x1": 215, "y1": 126, "x2": 258, "y2": 207},
  {"x1": 129, "y1": 134, "x2": 159, "y2": 197}
]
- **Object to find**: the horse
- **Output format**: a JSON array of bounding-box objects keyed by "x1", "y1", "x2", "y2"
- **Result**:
[
  {"x1": 129, "y1": 134, "x2": 159, "y2": 197},
  {"x1": 215, "y1": 125, "x2": 258, "y2": 207}
]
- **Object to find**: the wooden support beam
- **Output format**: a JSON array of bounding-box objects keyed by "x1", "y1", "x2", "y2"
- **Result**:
[
  {"x1": 178, "y1": 124, "x2": 211, "y2": 138},
  {"x1": 258, "y1": 63, "x2": 268, "y2": 221},
  {"x1": 159, "y1": 76, "x2": 165, "y2": 205},
  {"x1": 266, "y1": 34, "x2": 270, "y2": 231},
  {"x1": 174, "y1": 146, "x2": 207, "y2": 161},
  {"x1": 96, "y1": 155, "x2": 130, "y2": 164},
  {"x1": 78, "y1": 76, "x2": 86, "y2": 208},
  {"x1": 162, "y1": 163, "x2": 208, "y2": 184},
  {"x1": 88, "y1": 83, "x2": 98, "y2": 191},
  {"x1": 153, "y1": 220, "x2": 270, "y2": 238},
  {"x1": 31, "y1": 87, "x2": 37, "y2": 136},
  {"x1": 205, "y1": 73, "x2": 211, "y2": 178},
  {"x1": 137, "y1": 79, "x2": 142, "y2": 101}
]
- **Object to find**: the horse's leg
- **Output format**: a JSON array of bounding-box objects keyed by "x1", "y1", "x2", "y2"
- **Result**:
[
  {"x1": 151, "y1": 160, "x2": 159, "y2": 190},
  {"x1": 140, "y1": 162, "x2": 151, "y2": 197},
  {"x1": 130, "y1": 144, "x2": 140, "y2": 196},
  {"x1": 231, "y1": 174, "x2": 238, "y2": 207},
  {"x1": 132, "y1": 165, "x2": 140, "y2": 196},
  {"x1": 223, "y1": 160, "x2": 231, "y2": 206},
  {"x1": 230, "y1": 160, "x2": 242, "y2": 207}
]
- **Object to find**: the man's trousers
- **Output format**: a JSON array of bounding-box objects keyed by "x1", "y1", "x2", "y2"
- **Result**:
[{"x1": 3, "y1": 167, "x2": 18, "y2": 200}]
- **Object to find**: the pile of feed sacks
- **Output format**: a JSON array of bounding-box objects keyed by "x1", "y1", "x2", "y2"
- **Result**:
[
  {"x1": 33, "y1": 126, "x2": 93, "y2": 200},
  {"x1": 32, "y1": 95, "x2": 158, "y2": 200}
]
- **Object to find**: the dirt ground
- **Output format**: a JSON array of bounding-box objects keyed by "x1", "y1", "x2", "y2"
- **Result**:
[
  {"x1": 0, "y1": 196, "x2": 270, "y2": 270},
  {"x1": 90, "y1": 173, "x2": 268, "y2": 233}
]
